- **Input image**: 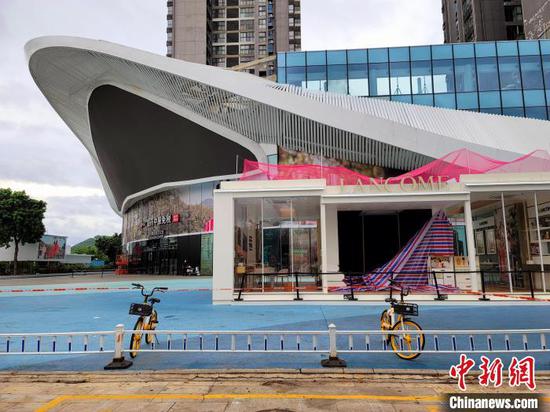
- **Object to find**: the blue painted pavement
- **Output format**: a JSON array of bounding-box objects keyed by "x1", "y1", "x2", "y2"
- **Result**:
[{"x1": 1, "y1": 277, "x2": 549, "y2": 371}]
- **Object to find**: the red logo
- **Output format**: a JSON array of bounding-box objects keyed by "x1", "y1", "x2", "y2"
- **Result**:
[{"x1": 171, "y1": 214, "x2": 180, "y2": 223}]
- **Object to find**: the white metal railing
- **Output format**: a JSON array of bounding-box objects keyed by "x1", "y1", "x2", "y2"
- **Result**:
[
  {"x1": 0, "y1": 324, "x2": 549, "y2": 368},
  {"x1": 0, "y1": 330, "x2": 115, "y2": 355}
]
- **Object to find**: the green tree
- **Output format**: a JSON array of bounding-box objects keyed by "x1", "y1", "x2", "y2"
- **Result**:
[
  {"x1": 95, "y1": 233, "x2": 122, "y2": 264},
  {"x1": 0, "y1": 189, "x2": 46, "y2": 275},
  {"x1": 71, "y1": 244, "x2": 108, "y2": 262}
]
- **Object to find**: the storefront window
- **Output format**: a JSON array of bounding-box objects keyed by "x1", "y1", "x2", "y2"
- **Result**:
[
  {"x1": 234, "y1": 198, "x2": 262, "y2": 279},
  {"x1": 234, "y1": 197, "x2": 321, "y2": 291}
]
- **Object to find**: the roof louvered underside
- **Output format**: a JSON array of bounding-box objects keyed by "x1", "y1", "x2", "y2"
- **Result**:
[{"x1": 26, "y1": 37, "x2": 550, "y2": 213}]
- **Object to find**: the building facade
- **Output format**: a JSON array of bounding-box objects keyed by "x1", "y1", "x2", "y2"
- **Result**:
[
  {"x1": 277, "y1": 40, "x2": 550, "y2": 120},
  {"x1": 523, "y1": 0, "x2": 550, "y2": 39},
  {"x1": 26, "y1": 37, "x2": 550, "y2": 301},
  {"x1": 167, "y1": 0, "x2": 301, "y2": 77},
  {"x1": 442, "y1": 0, "x2": 525, "y2": 43},
  {"x1": 442, "y1": 0, "x2": 550, "y2": 43}
]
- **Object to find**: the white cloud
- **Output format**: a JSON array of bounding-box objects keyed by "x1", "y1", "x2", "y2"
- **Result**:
[{"x1": 0, "y1": 180, "x2": 105, "y2": 199}]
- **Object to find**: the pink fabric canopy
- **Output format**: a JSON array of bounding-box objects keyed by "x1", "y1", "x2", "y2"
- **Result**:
[{"x1": 240, "y1": 149, "x2": 550, "y2": 185}]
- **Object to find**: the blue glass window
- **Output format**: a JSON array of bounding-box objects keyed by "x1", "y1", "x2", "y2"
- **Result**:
[
  {"x1": 348, "y1": 63, "x2": 368, "y2": 96},
  {"x1": 501, "y1": 90, "x2": 523, "y2": 107},
  {"x1": 411, "y1": 60, "x2": 433, "y2": 94},
  {"x1": 498, "y1": 56, "x2": 522, "y2": 90},
  {"x1": 457, "y1": 92, "x2": 478, "y2": 109},
  {"x1": 277, "y1": 67, "x2": 286, "y2": 83},
  {"x1": 480, "y1": 108, "x2": 502, "y2": 115},
  {"x1": 286, "y1": 66, "x2": 306, "y2": 87},
  {"x1": 542, "y1": 55, "x2": 550, "y2": 87},
  {"x1": 306, "y1": 66, "x2": 327, "y2": 91},
  {"x1": 434, "y1": 93, "x2": 456, "y2": 108},
  {"x1": 525, "y1": 107, "x2": 548, "y2": 120},
  {"x1": 277, "y1": 53, "x2": 286, "y2": 67},
  {"x1": 389, "y1": 47, "x2": 409, "y2": 62},
  {"x1": 286, "y1": 52, "x2": 306, "y2": 67},
  {"x1": 413, "y1": 94, "x2": 434, "y2": 106},
  {"x1": 541, "y1": 40, "x2": 550, "y2": 55},
  {"x1": 523, "y1": 90, "x2": 546, "y2": 107},
  {"x1": 520, "y1": 55, "x2": 544, "y2": 89},
  {"x1": 389, "y1": 61, "x2": 411, "y2": 95},
  {"x1": 479, "y1": 91, "x2": 501, "y2": 108},
  {"x1": 453, "y1": 43, "x2": 474, "y2": 58},
  {"x1": 502, "y1": 107, "x2": 525, "y2": 117},
  {"x1": 306, "y1": 51, "x2": 326, "y2": 66},
  {"x1": 432, "y1": 59, "x2": 455, "y2": 93},
  {"x1": 391, "y1": 95, "x2": 412, "y2": 103},
  {"x1": 410, "y1": 46, "x2": 431, "y2": 61},
  {"x1": 369, "y1": 63, "x2": 389, "y2": 96},
  {"x1": 454, "y1": 58, "x2": 477, "y2": 92},
  {"x1": 497, "y1": 41, "x2": 518, "y2": 57},
  {"x1": 347, "y1": 49, "x2": 368, "y2": 64},
  {"x1": 369, "y1": 48, "x2": 388, "y2": 63},
  {"x1": 518, "y1": 41, "x2": 540, "y2": 56},
  {"x1": 476, "y1": 57, "x2": 500, "y2": 91},
  {"x1": 327, "y1": 65, "x2": 348, "y2": 94},
  {"x1": 475, "y1": 42, "x2": 497, "y2": 58},
  {"x1": 432, "y1": 44, "x2": 453, "y2": 60},
  {"x1": 327, "y1": 50, "x2": 347, "y2": 65}
]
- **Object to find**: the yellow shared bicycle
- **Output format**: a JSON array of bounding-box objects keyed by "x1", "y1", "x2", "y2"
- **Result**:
[
  {"x1": 128, "y1": 283, "x2": 168, "y2": 358},
  {"x1": 380, "y1": 281, "x2": 425, "y2": 360}
]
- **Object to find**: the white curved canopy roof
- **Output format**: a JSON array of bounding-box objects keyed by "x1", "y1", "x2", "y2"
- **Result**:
[{"x1": 26, "y1": 36, "x2": 550, "y2": 213}]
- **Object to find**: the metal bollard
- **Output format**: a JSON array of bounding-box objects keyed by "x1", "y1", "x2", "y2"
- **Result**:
[
  {"x1": 104, "y1": 324, "x2": 133, "y2": 370},
  {"x1": 321, "y1": 323, "x2": 346, "y2": 367},
  {"x1": 479, "y1": 270, "x2": 490, "y2": 301}
]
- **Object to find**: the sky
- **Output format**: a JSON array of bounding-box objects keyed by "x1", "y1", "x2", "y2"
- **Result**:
[{"x1": 0, "y1": 0, "x2": 443, "y2": 246}]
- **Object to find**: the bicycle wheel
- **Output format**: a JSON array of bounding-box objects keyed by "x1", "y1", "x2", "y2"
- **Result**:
[
  {"x1": 389, "y1": 319, "x2": 425, "y2": 360},
  {"x1": 145, "y1": 310, "x2": 158, "y2": 345},
  {"x1": 129, "y1": 318, "x2": 144, "y2": 359}
]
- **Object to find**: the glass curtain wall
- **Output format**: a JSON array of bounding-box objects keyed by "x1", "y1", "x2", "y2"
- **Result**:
[
  {"x1": 277, "y1": 39, "x2": 550, "y2": 120},
  {"x1": 234, "y1": 197, "x2": 321, "y2": 293}
]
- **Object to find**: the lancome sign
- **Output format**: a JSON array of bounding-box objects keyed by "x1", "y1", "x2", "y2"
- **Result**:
[{"x1": 338, "y1": 175, "x2": 450, "y2": 193}]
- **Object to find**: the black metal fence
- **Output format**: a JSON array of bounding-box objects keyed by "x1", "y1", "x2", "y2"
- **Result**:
[{"x1": 233, "y1": 270, "x2": 548, "y2": 302}]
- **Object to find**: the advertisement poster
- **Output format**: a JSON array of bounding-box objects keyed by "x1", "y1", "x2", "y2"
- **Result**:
[
  {"x1": 277, "y1": 146, "x2": 403, "y2": 178},
  {"x1": 37, "y1": 235, "x2": 67, "y2": 260}
]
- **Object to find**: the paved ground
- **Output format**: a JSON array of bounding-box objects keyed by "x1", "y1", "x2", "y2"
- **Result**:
[
  {"x1": 1, "y1": 276, "x2": 550, "y2": 371},
  {"x1": 2, "y1": 370, "x2": 548, "y2": 411}
]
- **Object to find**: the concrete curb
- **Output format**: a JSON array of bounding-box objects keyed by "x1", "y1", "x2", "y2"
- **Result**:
[{"x1": 2, "y1": 368, "x2": 550, "y2": 379}]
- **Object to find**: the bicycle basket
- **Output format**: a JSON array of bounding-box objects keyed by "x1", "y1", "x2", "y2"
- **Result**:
[
  {"x1": 129, "y1": 303, "x2": 152, "y2": 316},
  {"x1": 393, "y1": 303, "x2": 418, "y2": 316}
]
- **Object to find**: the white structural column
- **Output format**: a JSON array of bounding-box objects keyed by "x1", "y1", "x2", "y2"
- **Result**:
[
  {"x1": 534, "y1": 192, "x2": 546, "y2": 292},
  {"x1": 463, "y1": 199, "x2": 479, "y2": 291},
  {"x1": 501, "y1": 192, "x2": 513, "y2": 293},
  {"x1": 320, "y1": 204, "x2": 340, "y2": 293},
  {"x1": 212, "y1": 191, "x2": 235, "y2": 303},
  {"x1": 320, "y1": 203, "x2": 328, "y2": 292}
]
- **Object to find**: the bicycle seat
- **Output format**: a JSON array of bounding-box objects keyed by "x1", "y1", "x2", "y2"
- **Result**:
[{"x1": 149, "y1": 297, "x2": 160, "y2": 304}]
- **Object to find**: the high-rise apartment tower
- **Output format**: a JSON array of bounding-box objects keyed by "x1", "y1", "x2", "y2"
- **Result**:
[
  {"x1": 442, "y1": 0, "x2": 525, "y2": 43},
  {"x1": 166, "y1": 0, "x2": 301, "y2": 77}
]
